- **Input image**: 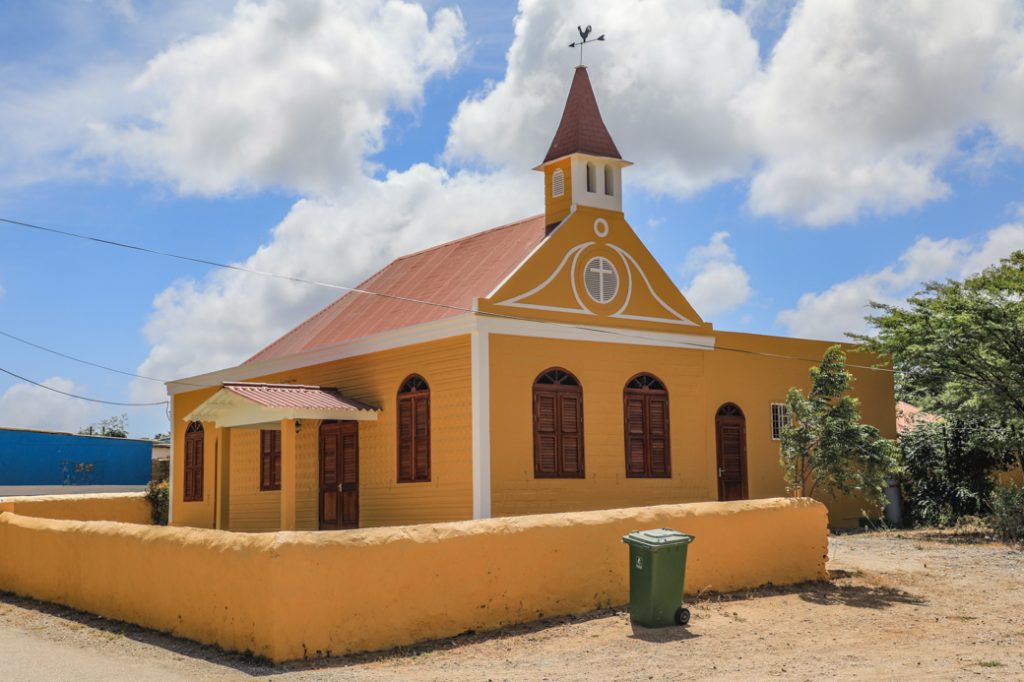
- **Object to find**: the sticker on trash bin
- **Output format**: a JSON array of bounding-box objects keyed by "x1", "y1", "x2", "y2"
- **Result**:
[{"x1": 635, "y1": 556, "x2": 643, "y2": 570}]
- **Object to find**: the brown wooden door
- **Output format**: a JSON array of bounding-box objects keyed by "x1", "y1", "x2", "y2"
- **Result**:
[
  {"x1": 715, "y1": 405, "x2": 748, "y2": 501},
  {"x1": 319, "y1": 421, "x2": 359, "y2": 530}
]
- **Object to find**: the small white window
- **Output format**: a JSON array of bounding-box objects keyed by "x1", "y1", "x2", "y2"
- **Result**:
[
  {"x1": 586, "y1": 163, "x2": 596, "y2": 193},
  {"x1": 771, "y1": 403, "x2": 791, "y2": 440},
  {"x1": 551, "y1": 169, "x2": 565, "y2": 198},
  {"x1": 604, "y1": 165, "x2": 614, "y2": 196}
]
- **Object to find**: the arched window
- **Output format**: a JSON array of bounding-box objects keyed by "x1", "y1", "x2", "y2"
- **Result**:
[
  {"x1": 184, "y1": 421, "x2": 204, "y2": 501},
  {"x1": 586, "y1": 162, "x2": 596, "y2": 193},
  {"x1": 624, "y1": 374, "x2": 670, "y2": 477},
  {"x1": 551, "y1": 168, "x2": 565, "y2": 198},
  {"x1": 397, "y1": 374, "x2": 430, "y2": 482},
  {"x1": 533, "y1": 368, "x2": 585, "y2": 478},
  {"x1": 604, "y1": 165, "x2": 614, "y2": 196}
]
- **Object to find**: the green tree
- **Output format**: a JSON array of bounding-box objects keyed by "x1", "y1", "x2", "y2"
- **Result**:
[
  {"x1": 780, "y1": 345, "x2": 898, "y2": 506},
  {"x1": 79, "y1": 414, "x2": 129, "y2": 438},
  {"x1": 900, "y1": 419, "x2": 1016, "y2": 526},
  {"x1": 858, "y1": 251, "x2": 1024, "y2": 471}
]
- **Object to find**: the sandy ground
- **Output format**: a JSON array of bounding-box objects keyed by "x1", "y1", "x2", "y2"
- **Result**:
[{"x1": 1, "y1": 529, "x2": 1022, "y2": 681}]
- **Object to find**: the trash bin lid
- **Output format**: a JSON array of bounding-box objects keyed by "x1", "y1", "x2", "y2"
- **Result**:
[{"x1": 622, "y1": 528, "x2": 695, "y2": 549}]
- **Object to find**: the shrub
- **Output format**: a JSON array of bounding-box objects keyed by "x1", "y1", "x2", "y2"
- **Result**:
[
  {"x1": 989, "y1": 484, "x2": 1024, "y2": 543},
  {"x1": 899, "y1": 420, "x2": 1015, "y2": 527},
  {"x1": 145, "y1": 480, "x2": 169, "y2": 525}
]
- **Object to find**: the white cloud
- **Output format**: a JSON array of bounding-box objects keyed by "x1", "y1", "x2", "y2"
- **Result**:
[
  {"x1": 444, "y1": 0, "x2": 1024, "y2": 226},
  {"x1": 131, "y1": 165, "x2": 537, "y2": 400},
  {"x1": 680, "y1": 231, "x2": 752, "y2": 317},
  {"x1": 445, "y1": 0, "x2": 759, "y2": 196},
  {"x1": 0, "y1": 377, "x2": 102, "y2": 433},
  {"x1": 740, "y1": 0, "x2": 1024, "y2": 225},
  {"x1": 776, "y1": 223, "x2": 1024, "y2": 341},
  {"x1": 89, "y1": 0, "x2": 466, "y2": 197},
  {"x1": 0, "y1": 2, "x2": 234, "y2": 188}
]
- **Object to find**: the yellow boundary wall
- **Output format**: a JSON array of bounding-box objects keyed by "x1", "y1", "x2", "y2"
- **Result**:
[
  {"x1": 0, "y1": 492, "x2": 150, "y2": 524},
  {"x1": 0, "y1": 497, "x2": 827, "y2": 662}
]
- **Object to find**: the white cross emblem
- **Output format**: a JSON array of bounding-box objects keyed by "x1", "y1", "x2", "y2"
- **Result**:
[{"x1": 587, "y1": 258, "x2": 615, "y2": 302}]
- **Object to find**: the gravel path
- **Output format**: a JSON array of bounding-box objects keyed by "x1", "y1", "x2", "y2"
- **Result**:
[{"x1": 1, "y1": 529, "x2": 1021, "y2": 681}]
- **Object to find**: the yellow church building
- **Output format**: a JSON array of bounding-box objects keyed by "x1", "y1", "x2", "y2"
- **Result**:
[{"x1": 168, "y1": 66, "x2": 896, "y2": 532}]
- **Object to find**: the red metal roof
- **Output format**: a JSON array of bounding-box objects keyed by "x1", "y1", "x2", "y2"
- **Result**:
[
  {"x1": 222, "y1": 382, "x2": 377, "y2": 412},
  {"x1": 543, "y1": 66, "x2": 622, "y2": 163},
  {"x1": 246, "y1": 214, "x2": 547, "y2": 364}
]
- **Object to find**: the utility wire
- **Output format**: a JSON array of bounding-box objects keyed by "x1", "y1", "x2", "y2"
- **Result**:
[
  {"x1": 0, "y1": 366, "x2": 167, "y2": 407},
  {"x1": 0, "y1": 214, "x2": 895, "y2": 403}
]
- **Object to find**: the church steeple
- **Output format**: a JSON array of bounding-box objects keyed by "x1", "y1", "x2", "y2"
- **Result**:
[
  {"x1": 537, "y1": 66, "x2": 631, "y2": 230},
  {"x1": 544, "y1": 66, "x2": 621, "y2": 163}
]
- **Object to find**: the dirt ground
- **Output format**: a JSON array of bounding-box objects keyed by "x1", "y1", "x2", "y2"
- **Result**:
[{"x1": 1, "y1": 529, "x2": 1022, "y2": 681}]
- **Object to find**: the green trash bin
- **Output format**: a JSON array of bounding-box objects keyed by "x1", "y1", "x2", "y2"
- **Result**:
[{"x1": 622, "y1": 528, "x2": 695, "y2": 627}]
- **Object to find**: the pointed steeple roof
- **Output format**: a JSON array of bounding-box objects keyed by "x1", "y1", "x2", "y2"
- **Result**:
[{"x1": 543, "y1": 66, "x2": 622, "y2": 163}]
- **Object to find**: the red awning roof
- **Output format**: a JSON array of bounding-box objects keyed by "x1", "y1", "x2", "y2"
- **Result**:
[
  {"x1": 246, "y1": 214, "x2": 547, "y2": 364},
  {"x1": 184, "y1": 382, "x2": 379, "y2": 428},
  {"x1": 222, "y1": 382, "x2": 376, "y2": 412}
]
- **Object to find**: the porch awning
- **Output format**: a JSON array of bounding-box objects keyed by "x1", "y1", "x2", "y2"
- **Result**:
[{"x1": 183, "y1": 382, "x2": 380, "y2": 429}]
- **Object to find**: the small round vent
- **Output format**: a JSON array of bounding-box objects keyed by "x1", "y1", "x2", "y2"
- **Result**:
[{"x1": 583, "y1": 256, "x2": 619, "y2": 304}]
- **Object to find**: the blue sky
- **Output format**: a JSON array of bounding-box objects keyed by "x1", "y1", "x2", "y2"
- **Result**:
[{"x1": 1, "y1": 0, "x2": 1023, "y2": 437}]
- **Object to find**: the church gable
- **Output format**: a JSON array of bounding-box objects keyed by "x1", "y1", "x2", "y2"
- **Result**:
[{"x1": 478, "y1": 206, "x2": 711, "y2": 334}]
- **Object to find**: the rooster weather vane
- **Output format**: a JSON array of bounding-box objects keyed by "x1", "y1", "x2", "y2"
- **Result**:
[{"x1": 569, "y1": 25, "x2": 605, "y2": 66}]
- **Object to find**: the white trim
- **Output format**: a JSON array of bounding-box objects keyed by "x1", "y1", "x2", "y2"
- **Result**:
[
  {"x1": 607, "y1": 244, "x2": 698, "y2": 326},
  {"x1": 477, "y1": 316, "x2": 715, "y2": 350},
  {"x1": 471, "y1": 330, "x2": 491, "y2": 519},
  {"x1": 484, "y1": 205, "x2": 577, "y2": 300},
  {"x1": 167, "y1": 308, "x2": 715, "y2": 402},
  {"x1": 166, "y1": 314, "x2": 479, "y2": 395},
  {"x1": 168, "y1": 400, "x2": 174, "y2": 525}
]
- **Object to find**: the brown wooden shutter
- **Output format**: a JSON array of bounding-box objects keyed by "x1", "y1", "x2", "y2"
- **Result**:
[
  {"x1": 183, "y1": 427, "x2": 204, "y2": 501},
  {"x1": 414, "y1": 395, "x2": 430, "y2": 480},
  {"x1": 559, "y1": 393, "x2": 582, "y2": 475},
  {"x1": 648, "y1": 396, "x2": 669, "y2": 476},
  {"x1": 398, "y1": 395, "x2": 414, "y2": 482},
  {"x1": 534, "y1": 391, "x2": 559, "y2": 476},
  {"x1": 625, "y1": 395, "x2": 647, "y2": 476}
]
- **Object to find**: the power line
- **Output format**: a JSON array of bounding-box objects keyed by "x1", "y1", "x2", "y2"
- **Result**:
[
  {"x1": 0, "y1": 214, "x2": 894, "y2": 383},
  {"x1": 0, "y1": 366, "x2": 168, "y2": 407},
  {"x1": 0, "y1": 328, "x2": 208, "y2": 389}
]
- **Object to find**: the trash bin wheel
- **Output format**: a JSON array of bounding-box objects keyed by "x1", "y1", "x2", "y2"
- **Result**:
[{"x1": 674, "y1": 607, "x2": 691, "y2": 626}]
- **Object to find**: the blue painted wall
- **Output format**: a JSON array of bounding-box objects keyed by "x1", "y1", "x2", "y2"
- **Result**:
[{"x1": 0, "y1": 429, "x2": 151, "y2": 486}]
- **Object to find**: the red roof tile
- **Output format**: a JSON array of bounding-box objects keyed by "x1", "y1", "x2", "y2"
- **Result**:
[
  {"x1": 246, "y1": 214, "x2": 547, "y2": 364},
  {"x1": 222, "y1": 382, "x2": 377, "y2": 412},
  {"x1": 543, "y1": 66, "x2": 622, "y2": 163}
]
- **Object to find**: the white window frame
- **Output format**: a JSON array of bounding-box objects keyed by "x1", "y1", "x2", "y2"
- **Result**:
[{"x1": 771, "y1": 402, "x2": 790, "y2": 441}]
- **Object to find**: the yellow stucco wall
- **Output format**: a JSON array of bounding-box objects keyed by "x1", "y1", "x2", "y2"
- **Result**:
[
  {"x1": 0, "y1": 492, "x2": 150, "y2": 524},
  {"x1": 489, "y1": 333, "x2": 712, "y2": 516},
  {"x1": 171, "y1": 335, "x2": 473, "y2": 531},
  {"x1": 708, "y1": 331, "x2": 897, "y2": 527},
  {"x1": 489, "y1": 331, "x2": 896, "y2": 528},
  {"x1": 170, "y1": 387, "x2": 218, "y2": 528},
  {"x1": 543, "y1": 157, "x2": 573, "y2": 226},
  {"x1": 0, "y1": 497, "x2": 827, "y2": 662}
]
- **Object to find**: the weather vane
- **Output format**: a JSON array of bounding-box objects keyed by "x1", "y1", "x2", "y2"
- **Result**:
[{"x1": 569, "y1": 25, "x2": 605, "y2": 66}]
